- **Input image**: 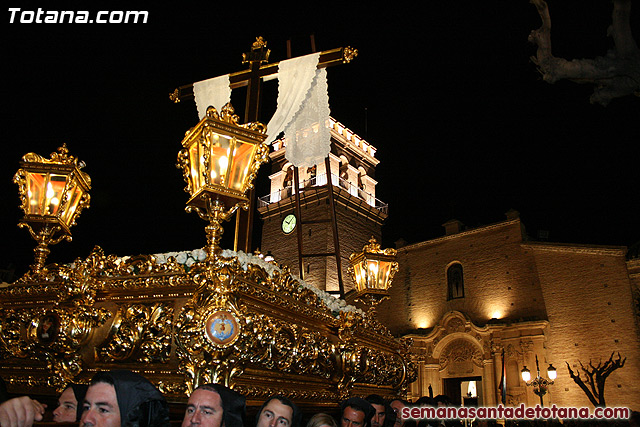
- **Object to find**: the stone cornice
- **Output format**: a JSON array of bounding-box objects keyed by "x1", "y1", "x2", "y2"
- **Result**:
[
  {"x1": 521, "y1": 242, "x2": 627, "y2": 256},
  {"x1": 398, "y1": 219, "x2": 521, "y2": 252}
]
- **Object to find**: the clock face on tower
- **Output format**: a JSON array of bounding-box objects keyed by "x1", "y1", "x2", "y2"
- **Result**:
[{"x1": 282, "y1": 214, "x2": 296, "y2": 234}]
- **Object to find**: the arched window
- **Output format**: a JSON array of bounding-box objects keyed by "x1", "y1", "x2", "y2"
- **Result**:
[{"x1": 447, "y1": 263, "x2": 464, "y2": 300}]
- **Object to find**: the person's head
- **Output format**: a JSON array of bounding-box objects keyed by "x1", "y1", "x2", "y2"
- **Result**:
[
  {"x1": 255, "y1": 396, "x2": 300, "y2": 427},
  {"x1": 82, "y1": 370, "x2": 169, "y2": 427},
  {"x1": 414, "y1": 397, "x2": 435, "y2": 407},
  {"x1": 53, "y1": 384, "x2": 88, "y2": 422},
  {"x1": 82, "y1": 375, "x2": 120, "y2": 427},
  {"x1": 306, "y1": 413, "x2": 337, "y2": 427},
  {"x1": 389, "y1": 400, "x2": 407, "y2": 427},
  {"x1": 340, "y1": 398, "x2": 374, "y2": 427},
  {"x1": 365, "y1": 395, "x2": 386, "y2": 427},
  {"x1": 433, "y1": 396, "x2": 450, "y2": 408},
  {"x1": 182, "y1": 383, "x2": 245, "y2": 427},
  {"x1": 414, "y1": 397, "x2": 435, "y2": 427}
]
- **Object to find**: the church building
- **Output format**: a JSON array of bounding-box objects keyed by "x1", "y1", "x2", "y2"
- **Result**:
[
  {"x1": 258, "y1": 118, "x2": 640, "y2": 409},
  {"x1": 376, "y1": 211, "x2": 640, "y2": 408}
]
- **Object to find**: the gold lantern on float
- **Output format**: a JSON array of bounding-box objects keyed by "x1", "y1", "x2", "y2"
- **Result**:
[
  {"x1": 176, "y1": 103, "x2": 269, "y2": 259},
  {"x1": 13, "y1": 144, "x2": 91, "y2": 274},
  {"x1": 348, "y1": 236, "x2": 399, "y2": 313}
]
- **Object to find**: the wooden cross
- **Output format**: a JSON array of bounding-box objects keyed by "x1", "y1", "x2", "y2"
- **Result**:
[{"x1": 170, "y1": 36, "x2": 358, "y2": 252}]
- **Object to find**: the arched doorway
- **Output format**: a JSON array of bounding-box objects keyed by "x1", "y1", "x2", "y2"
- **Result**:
[{"x1": 442, "y1": 376, "x2": 482, "y2": 406}]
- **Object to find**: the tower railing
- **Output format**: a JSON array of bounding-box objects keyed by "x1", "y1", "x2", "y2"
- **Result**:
[{"x1": 258, "y1": 173, "x2": 388, "y2": 214}]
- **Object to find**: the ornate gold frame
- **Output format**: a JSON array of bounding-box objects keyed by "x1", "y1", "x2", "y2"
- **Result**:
[{"x1": 0, "y1": 246, "x2": 415, "y2": 406}]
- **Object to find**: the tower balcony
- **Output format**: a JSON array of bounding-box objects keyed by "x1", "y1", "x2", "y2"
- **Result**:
[{"x1": 258, "y1": 172, "x2": 388, "y2": 217}]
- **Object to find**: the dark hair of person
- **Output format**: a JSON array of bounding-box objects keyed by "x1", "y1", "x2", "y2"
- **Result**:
[
  {"x1": 340, "y1": 397, "x2": 375, "y2": 427},
  {"x1": 414, "y1": 396, "x2": 435, "y2": 407},
  {"x1": 256, "y1": 395, "x2": 301, "y2": 427},
  {"x1": 64, "y1": 383, "x2": 88, "y2": 422},
  {"x1": 434, "y1": 395, "x2": 451, "y2": 406},
  {"x1": 195, "y1": 383, "x2": 246, "y2": 427},
  {"x1": 365, "y1": 394, "x2": 385, "y2": 407}
]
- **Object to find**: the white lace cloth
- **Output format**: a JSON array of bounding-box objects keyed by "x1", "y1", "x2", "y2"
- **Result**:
[
  {"x1": 193, "y1": 74, "x2": 231, "y2": 120},
  {"x1": 267, "y1": 53, "x2": 331, "y2": 167}
]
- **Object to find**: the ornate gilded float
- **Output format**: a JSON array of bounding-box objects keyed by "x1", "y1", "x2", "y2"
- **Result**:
[
  {"x1": 1, "y1": 103, "x2": 415, "y2": 410},
  {"x1": 0, "y1": 245, "x2": 415, "y2": 407}
]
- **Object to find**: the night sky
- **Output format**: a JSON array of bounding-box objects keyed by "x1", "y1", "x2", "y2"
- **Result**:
[{"x1": 2, "y1": 2, "x2": 639, "y2": 279}]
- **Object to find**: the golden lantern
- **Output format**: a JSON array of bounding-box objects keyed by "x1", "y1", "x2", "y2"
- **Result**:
[
  {"x1": 176, "y1": 103, "x2": 269, "y2": 259},
  {"x1": 13, "y1": 144, "x2": 91, "y2": 274},
  {"x1": 348, "y1": 236, "x2": 399, "y2": 312}
]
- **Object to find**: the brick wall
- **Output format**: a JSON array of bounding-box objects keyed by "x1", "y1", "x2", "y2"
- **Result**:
[
  {"x1": 529, "y1": 244, "x2": 640, "y2": 407},
  {"x1": 377, "y1": 220, "x2": 547, "y2": 334},
  {"x1": 375, "y1": 218, "x2": 640, "y2": 408}
]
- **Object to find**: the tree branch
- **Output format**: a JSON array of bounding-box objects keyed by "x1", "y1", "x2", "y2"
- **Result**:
[
  {"x1": 610, "y1": 0, "x2": 639, "y2": 57},
  {"x1": 568, "y1": 352, "x2": 627, "y2": 407},
  {"x1": 529, "y1": 0, "x2": 640, "y2": 105},
  {"x1": 566, "y1": 361, "x2": 599, "y2": 407}
]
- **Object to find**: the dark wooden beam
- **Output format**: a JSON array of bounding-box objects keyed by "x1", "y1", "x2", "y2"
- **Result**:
[{"x1": 169, "y1": 47, "x2": 357, "y2": 103}]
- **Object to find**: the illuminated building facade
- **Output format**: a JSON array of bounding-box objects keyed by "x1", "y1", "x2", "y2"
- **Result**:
[
  {"x1": 258, "y1": 119, "x2": 640, "y2": 409},
  {"x1": 375, "y1": 211, "x2": 640, "y2": 408}
]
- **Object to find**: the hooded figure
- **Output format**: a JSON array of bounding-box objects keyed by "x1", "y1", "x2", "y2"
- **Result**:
[
  {"x1": 69, "y1": 383, "x2": 88, "y2": 422},
  {"x1": 89, "y1": 370, "x2": 170, "y2": 427},
  {"x1": 53, "y1": 383, "x2": 88, "y2": 422},
  {"x1": 340, "y1": 397, "x2": 374, "y2": 427},
  {"x1": 255, "y1": 395, "x2": 301, "y2": 427}
]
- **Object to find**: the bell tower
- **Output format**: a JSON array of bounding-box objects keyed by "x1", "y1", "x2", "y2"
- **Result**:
[{"x1": 258, "y1": 118, "x2": 387, "y2": 294}]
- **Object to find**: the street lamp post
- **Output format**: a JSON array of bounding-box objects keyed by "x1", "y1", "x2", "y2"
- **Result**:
[{"x1": 521, "y1": 355, "x2": 557, "y2": 407}]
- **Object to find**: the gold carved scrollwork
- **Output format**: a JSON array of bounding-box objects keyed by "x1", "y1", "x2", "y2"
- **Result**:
[
  {"x1": 334, "y1": 311, "x2": 414, "y2": 398},
  {"x1": 242, "y1": 313, "x2": 336, "y2": 378},
  {"x1": 293, "y1": 331, "x2": 337, "y2": 378},
  {"x1": 0, "y1": 309, "x2": 32, "y2": 359},
  {"x1": 335, "y1": 343, "x2": 361, "y2": 400},
  {"x1": 2, "y1": 255, "x2": 111, "y2": 388},
  {"x1": 97, "y1": 303, "x2": 173, "y2": 363},
  {"x1": 25, "y1": 304, "x2": 110, "y2": 387},
  {"x1": 356, "y1": 348, "x2": 404, "y2": 386},
  {"x1": 176, "y1": 264, "x2": 340, "y2": 394},
  {"x1": 2, "y1": 239, "x2": 416, "y2": 401},
  {"x1": 175, "y1": 264, "x2": 245, "y2": 392},
  {"x1": 343, "y1": 47, "x2": 358, "y2": 63},
  {"x1": 399, "y1": 337, "x2": 418, "y2": 389},
  {"x1": 234, "y1": 384, "x2": 338, "y2": 402}
]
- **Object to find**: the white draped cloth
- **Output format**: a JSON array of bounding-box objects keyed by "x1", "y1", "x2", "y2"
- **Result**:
[
  {"x1": 266, "y1": 52, "x2": 331, "y2": 167},
  {"x1": 193, "y1": 74, "x2": 231, "y2": 120}
]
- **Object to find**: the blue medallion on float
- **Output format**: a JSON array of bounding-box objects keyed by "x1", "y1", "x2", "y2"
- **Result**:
[{"x1": 205, "y1": 310, "x2": 239, "y2": 346}]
